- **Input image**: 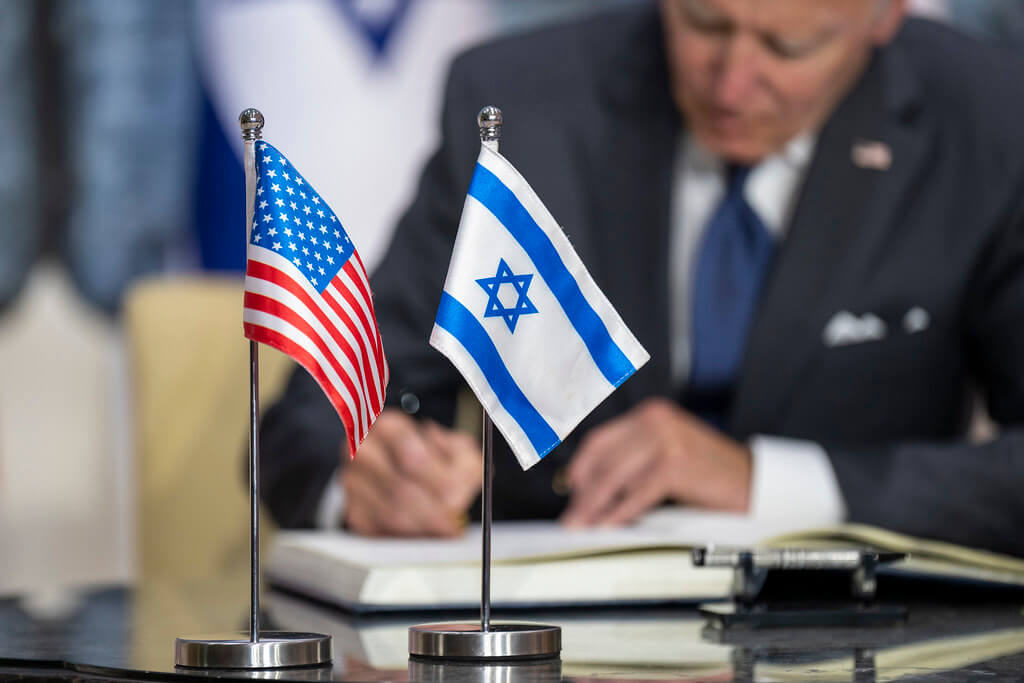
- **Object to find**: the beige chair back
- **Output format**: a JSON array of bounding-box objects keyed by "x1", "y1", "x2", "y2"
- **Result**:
[{"x1": 125, "y1": 276, "x2": 294, "y2": 580}]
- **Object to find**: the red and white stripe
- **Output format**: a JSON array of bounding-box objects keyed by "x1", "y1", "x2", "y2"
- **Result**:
[{"x1": 243, "y1": 246, "x2": 388, "y2": 458}]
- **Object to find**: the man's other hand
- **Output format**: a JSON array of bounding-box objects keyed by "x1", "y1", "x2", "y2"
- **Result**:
[
  {"x1": 341, "y1": 409, "x2": 482, "y2": 536},
  {"x1": 560, "y1": 398, "x2": 751, "y2": 527}
]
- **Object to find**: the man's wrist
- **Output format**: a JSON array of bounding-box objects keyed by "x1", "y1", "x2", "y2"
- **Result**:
[{"x1": 728, "y1": 445, "x2": 753, "y2": 513}]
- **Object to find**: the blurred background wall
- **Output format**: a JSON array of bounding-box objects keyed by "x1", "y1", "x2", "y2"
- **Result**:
[{"x1": 0, "y1": 0, "x2": 1018, "y2": 595}]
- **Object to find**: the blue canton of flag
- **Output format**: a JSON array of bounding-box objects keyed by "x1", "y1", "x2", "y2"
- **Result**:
[
  {"x1": 431, "y1": 145, "x2": 650, "y2": 470},
  {"x1": 249, "y1": 142, "x2": 355, "y2": 291}
]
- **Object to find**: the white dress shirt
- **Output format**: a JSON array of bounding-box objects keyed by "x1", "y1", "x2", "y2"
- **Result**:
[
  {"x1": 670, "y1": 132, "x2": 846, "y2": 525},
  {"x1": 316, "y1": 132, "x2": 848, "y2": 529}
]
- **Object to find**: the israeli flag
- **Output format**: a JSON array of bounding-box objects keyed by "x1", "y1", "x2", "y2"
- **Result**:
[
  {"x1": 194, "y1": 0, "x2": 494, "y2": 271},
  {"x1": 431, "y1": 146, "x2": 650, "y2": 469}
]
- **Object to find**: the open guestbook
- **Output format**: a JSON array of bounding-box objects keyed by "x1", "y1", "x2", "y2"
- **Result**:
[{"x1": 266, "y1": 507, "x2": 1024, "y2": 613}]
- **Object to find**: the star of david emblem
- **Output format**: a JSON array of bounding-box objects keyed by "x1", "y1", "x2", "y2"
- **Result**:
[{"x1": 476, "y1": 259, "x2": 539, "y2": 333}]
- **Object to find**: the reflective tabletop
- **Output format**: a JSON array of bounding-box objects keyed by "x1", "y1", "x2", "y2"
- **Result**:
[{"x1": 2, "y1": 579, "x2": 1024, "y2": 681}]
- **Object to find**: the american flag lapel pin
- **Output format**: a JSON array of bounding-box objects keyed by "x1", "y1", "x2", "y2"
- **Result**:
[{"x1": 851, "y1": 139, "x2": 893, "y2": 171}]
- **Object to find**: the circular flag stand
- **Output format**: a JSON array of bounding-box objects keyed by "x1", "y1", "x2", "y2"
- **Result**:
[
  {"x1": 409, "y1": 171, "x2": 562, "y2": 660},
  {"x1": 409, "y1": 622, "x2": 561, "y2": 660},
  {"x1": 175, "y1": 632, "x2": 331, "y2": 669},
  {"x1": 174, "y1": 109, "x2": 332, "y2": 670}
]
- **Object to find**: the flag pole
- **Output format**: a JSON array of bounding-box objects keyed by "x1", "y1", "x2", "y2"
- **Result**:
[
  {"x1": 408, "y1": 106, "x2": 560, "y2": 663},
  {"x1": 240, "y1": 109, "x2": 264, "y2": 646},
  {"x1": 477, "y1": 105, "x2": 502, "y2": 634},
  {"x1": 174, "y1": 108, "x2": 332, "y2": 669}
]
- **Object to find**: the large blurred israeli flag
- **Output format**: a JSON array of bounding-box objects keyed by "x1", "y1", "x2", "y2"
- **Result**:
[
  {"x1": 194, "y1": 0, "x2": 495, "y2": 272},
  {"x1": 431, "y1": 146, "x2": 650, "y2": 470}
]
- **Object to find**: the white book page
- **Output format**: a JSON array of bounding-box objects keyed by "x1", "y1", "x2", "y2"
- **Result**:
[{"x1": 272, "y1": 507, "x2": 812, "y2": 569}]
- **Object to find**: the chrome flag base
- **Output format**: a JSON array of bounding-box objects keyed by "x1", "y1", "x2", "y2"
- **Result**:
[
  {"x1": 408, "y1": 622, "x2": 560, "y2": 660},
  {"x1": 175, "y1": 632, "x2": 332, "y2": 669}
]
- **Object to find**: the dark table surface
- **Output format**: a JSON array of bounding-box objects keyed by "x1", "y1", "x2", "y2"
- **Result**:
[{"x1": 2, "y1": 579, "x2": 1024, "y2": 681}]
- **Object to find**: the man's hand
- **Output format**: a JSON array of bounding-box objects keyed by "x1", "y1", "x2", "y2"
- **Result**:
[
  {"x1": 341, "y1": 409, "x2": 482, "y2": 536},
  {"x1": 560, "y1": 398, "x2": 751, "y2": 527}
]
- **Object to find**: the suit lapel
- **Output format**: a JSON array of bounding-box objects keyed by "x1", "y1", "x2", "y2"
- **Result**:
[
  {"x1": 731, "y1": 45, "x2": 929, "y2": 437},
  {"x1": 576, "y1": 7, "x2": 679, "y2": 407}
]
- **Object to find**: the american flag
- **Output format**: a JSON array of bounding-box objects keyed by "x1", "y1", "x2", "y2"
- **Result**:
[{"x1": 243, "y1": 141, "x2": 388, "y2": 457}]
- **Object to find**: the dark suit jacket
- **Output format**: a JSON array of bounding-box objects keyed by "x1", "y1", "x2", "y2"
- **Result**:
[{"x1": 260, "y1": 5, "x2": 1024, "y2": 556}]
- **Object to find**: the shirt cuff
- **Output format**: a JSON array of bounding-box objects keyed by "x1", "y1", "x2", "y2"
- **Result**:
[
  {"x1": 314, "y1": 477, "x2": 346, "y2": 530},
  {"x1": 748, "y1": 435, "x2": 847, "y2": 525}
]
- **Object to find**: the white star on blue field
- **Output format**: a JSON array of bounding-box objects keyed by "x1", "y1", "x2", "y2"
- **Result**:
[{"x1": 476, "y1": 258, "x2": 539, "y2": 333}]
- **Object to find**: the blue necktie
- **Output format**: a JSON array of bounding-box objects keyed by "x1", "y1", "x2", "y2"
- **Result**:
[{"x1": 685, "y1": 165, "x2": 776, "y2": 427}]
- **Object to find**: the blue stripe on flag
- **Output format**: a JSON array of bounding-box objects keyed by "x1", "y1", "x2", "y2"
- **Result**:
[
  {"x1": 435, "y1": 292, "x2": 560, "y2": 459},
  {"x1": 468, "y1": 163, "x2": 636, "y2": 387}
]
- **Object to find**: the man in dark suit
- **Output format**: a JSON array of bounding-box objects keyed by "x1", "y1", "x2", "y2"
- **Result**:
[{"x1": 260, "y1": 0, "x2": 1024, "y2": 556}]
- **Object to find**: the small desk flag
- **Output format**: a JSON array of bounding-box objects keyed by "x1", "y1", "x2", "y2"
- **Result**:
[
  {"x1": 431, "y1": 146, "x2": 649, "y2": 469},
  {"x1": 243, "y1": 141, "x2": 388, "y2": 457}
]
